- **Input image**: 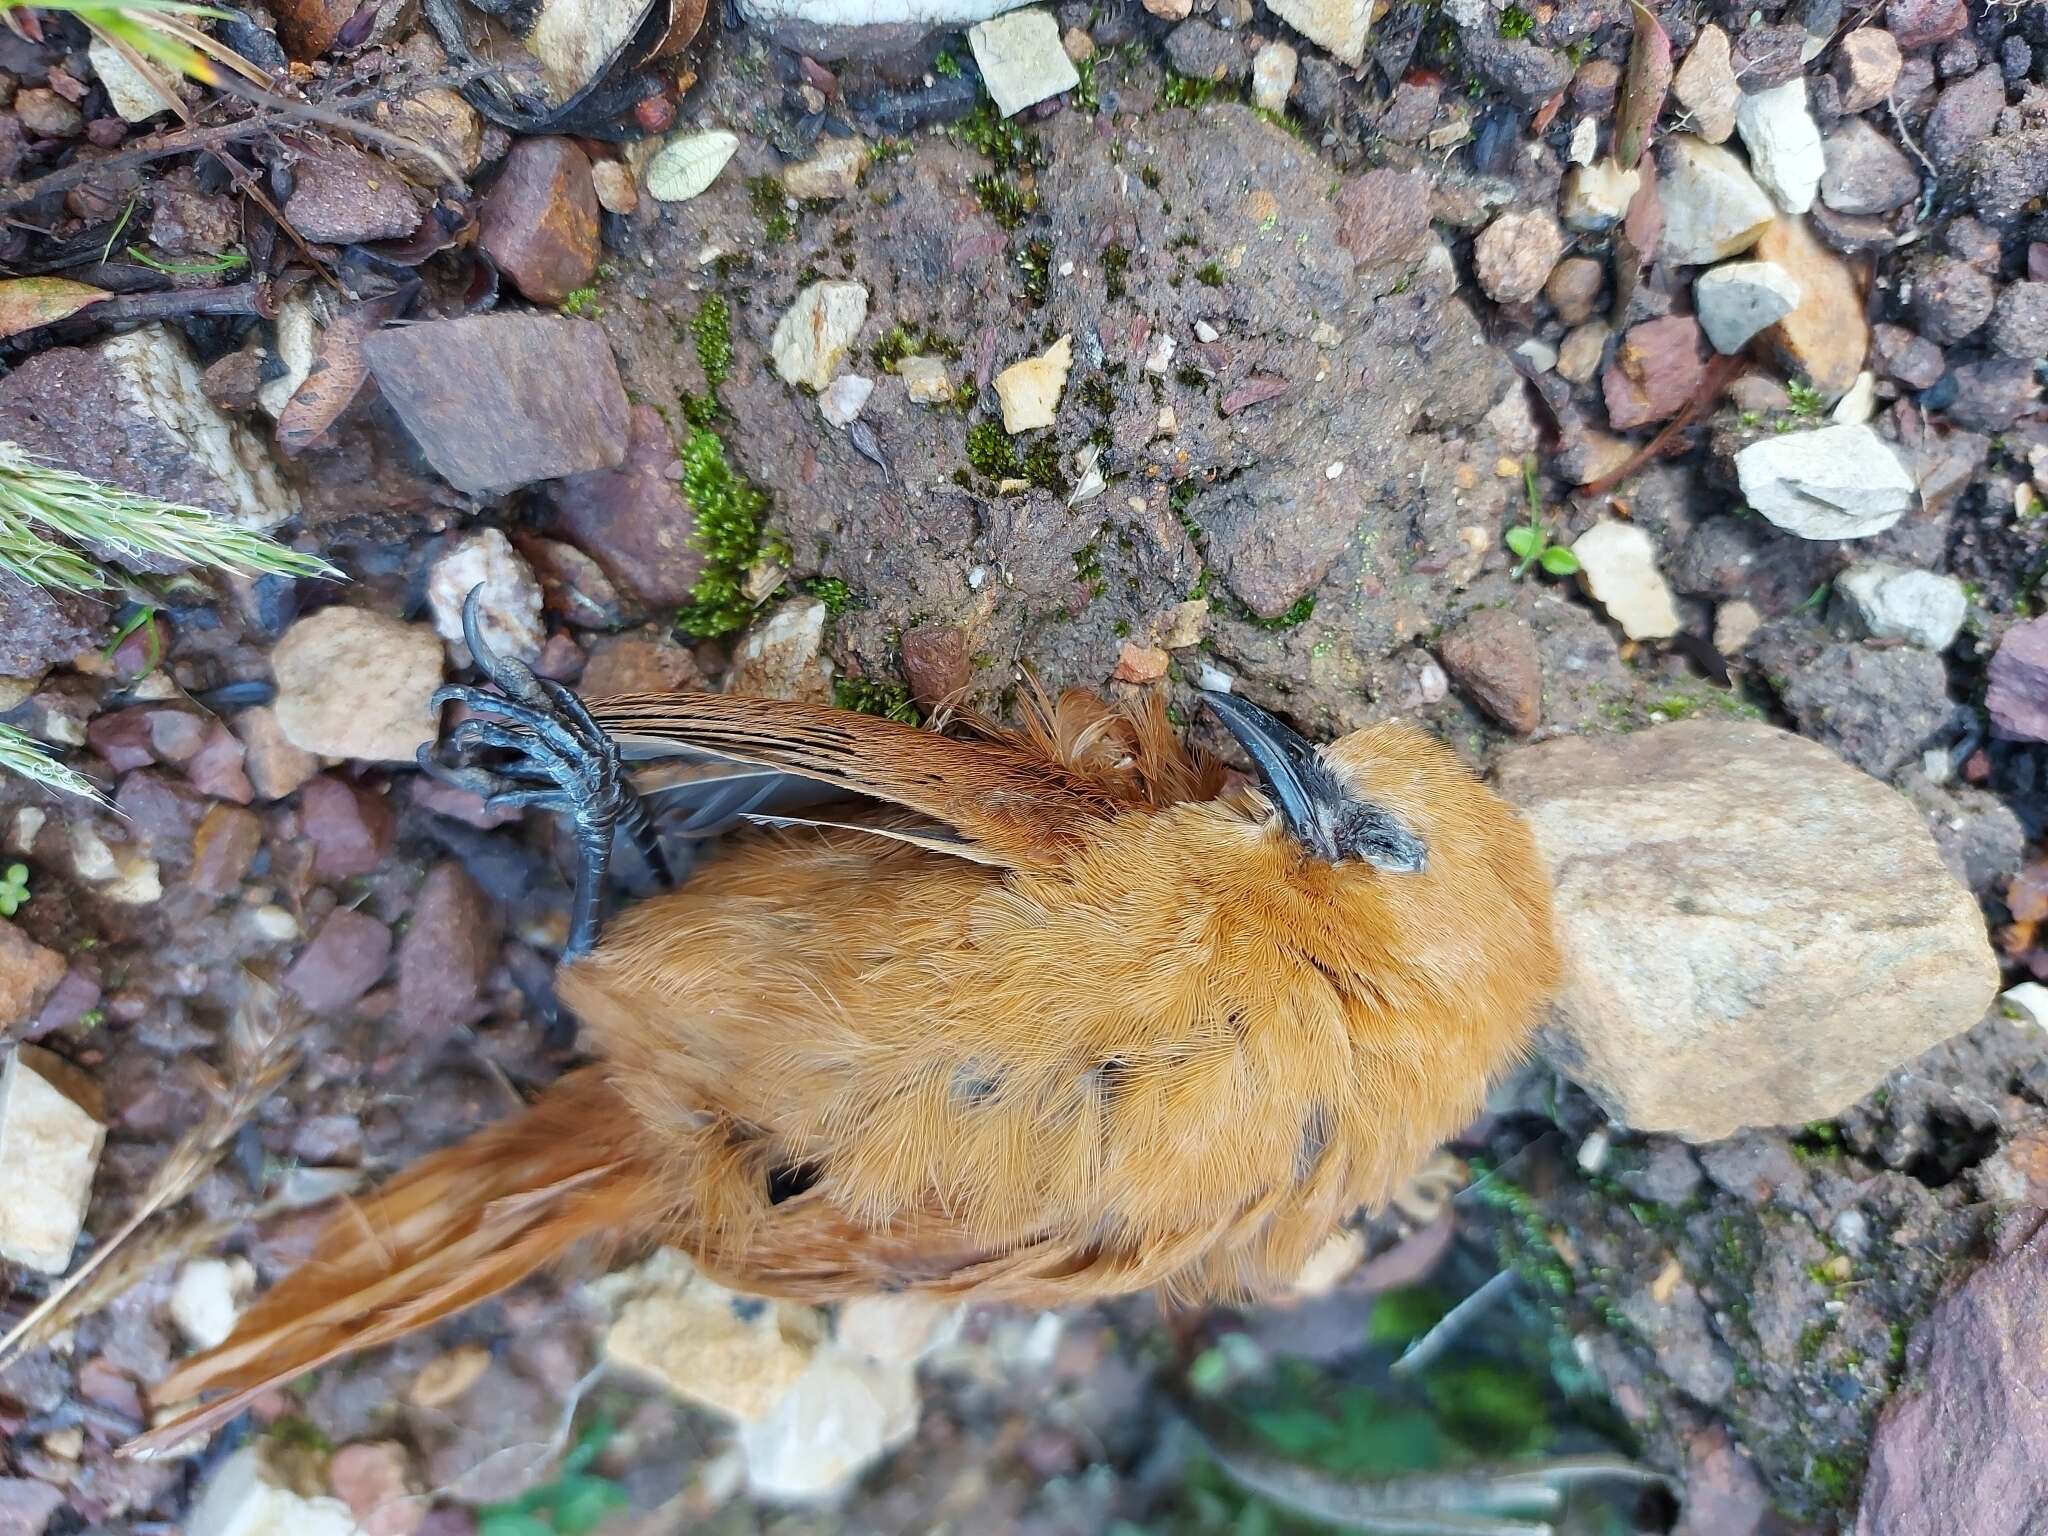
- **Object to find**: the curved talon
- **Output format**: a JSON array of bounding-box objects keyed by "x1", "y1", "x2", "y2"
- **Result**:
[{"x1": 462, "y1": 587, "x2": 546, "y2": 705}]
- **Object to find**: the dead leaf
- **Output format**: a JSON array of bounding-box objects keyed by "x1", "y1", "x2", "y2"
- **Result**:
[
  {"x1": 1615, "y1": 1, "x2": 1672, "y2": 168},
  {"x1": 645, "y1": 129, "x2": 737, "y2": 202},
  {"x1": 275, "y1": 286, "x2": 416, "y2": 456},
  {"x1": 648, "y1": 0, "x2": 707, "y2": 58},
  {"x1": 0, "y1": 276, "x2": 108, "y2": 337},
  {"x1": 1623, "y1": 152, "x2": 1661, "y2": 260}
]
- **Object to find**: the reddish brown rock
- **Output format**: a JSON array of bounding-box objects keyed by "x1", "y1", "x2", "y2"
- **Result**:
[
  {"x1": 276, "y1": 0, "x2": 358, "y2": 59},
  {"x1": 189, "y1": 804, "x2": 262, "y2": 897},
  {"x1": 1602, "y1": 315, "x2": 1706, "y2": 430},
  {"x1": 300, "y1": 775, "x2": 396, "y2": 878},
  {"x1": 1856, "y1": 1220, "x2": 2048, "y2": 1535},
  {"x1": 578, "y1": 629, "x2": 702, "y2": 697},
  {"x1": 1986, "y1": 618, "x2": 2048, "y2": 742},
  {"x1": 115, "y1": 770, "x2": 209, "y2": 851},
  {"x1": 397, "y1": 862, "x2": 500, "y2": 1038},
  {"x1": 0, "y1": 919, "x2": 66, "y2": 1031},
  {"x1": 1437, "y1": 609, "x2": 1542, "y2": 735},
  {"x1": 185, "y1": 723, "x2": 253, "y2": 803},
  {"x1": 479, "y1": 137, "x2": 601, "y2": 306},
  {"x1": 284, "y1": 908, "x2": 393, "y2": 1013},
  {"x1": 1884, "y1": 0, "x2": 1967, "y2": 49},
  {"x1": 362, "y1": 314, "x2": 630, "y2": 497},
  {"x1": 1110, "y1": 643, "x2": 1169, "y2": 684},
  {"x1": 899, "y1": 624, "x2": 972, "y2": 712},
  {"x1": 283, "y1": 141, "x2": 421, "y2": 245},
  {"x1": 551, "y1": 404, "x2": 705, "y2": 607}
]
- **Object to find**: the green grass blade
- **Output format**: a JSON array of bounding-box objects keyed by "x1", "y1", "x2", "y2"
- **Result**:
[{"x1": 0, "y1": 720, "x2": 107, "y2": 804}]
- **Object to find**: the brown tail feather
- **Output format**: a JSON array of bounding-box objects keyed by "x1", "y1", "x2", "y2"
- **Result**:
[{"x1": 124, "y1": 1070, "x2": 662, "y2": 1459}]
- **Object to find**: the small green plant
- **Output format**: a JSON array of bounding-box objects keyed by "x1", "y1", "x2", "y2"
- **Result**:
[
  {"x1": 1505, "y1": 458, "x2": 1580, "y2": 579},
  {"x1": 1194, "y1": 261, "x2": 1224, "y2": 288},
  {"x1": 832, "y1": 676, "x2": 919, "y2": 723},
  {"x1": 1102, "y1": 242, "x2": 1131, "y2": 301},
  {"x1": 1248, "y1": 594, "x2": 1316, "y2": 630},
  {"x1": 0, "y1": 862, "x2": 29, "y2": 916},
  {"x1": 1072, "y1": 54, "x2": 1099, "y2": 111},
  {"x1": 126, "y1": 245, "x2": 248, "y2": 277},
  {"x1": 932, "y1": 48, "x2": 960, "y2": 77},
  {"x1": 954, "y1": 100, "x2": 1044, "y2": 176},
  {"x1": 1161, "y1": 69, "x2": 1227, "y2": 108},
  {"x1": 1498, "y1": 4, "x2": 1536, "y2": 38},
  {"x1": 971, "y1": 174, "x2": 1038, "y2": 230},
  {"x1": 557, "y1": 284, "x2": 600, "y2": 318},
  {"x1": 675, "y1": 427, "x2": 775, "y2": 638},
  {"x1": 478, "y1": 1417, "x2": 628, "y2": 1536},
  {"x1": 1786, "y1": 378, "x2": 1826, "y2": 418},
  {"x1": 0, "y1": 442, "x2": 340, "y2": 594}
]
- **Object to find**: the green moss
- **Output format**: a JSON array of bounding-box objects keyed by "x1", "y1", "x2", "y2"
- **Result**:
[
  {"x1": 1103, "y1": 242, "x2": 1131, "y2": 301},
  {"x1": 955, "y1": 99, "x2": 1045, "y2": 176},
  {"x1": 1174, "y1": 363, "x2": 1208, "y2": 388},
  {"x1": 973, "y1": 174, "x2": 1039, "y2": 230},
  {"x1": 1072, "y1": 539, "x2": 1106, "y2": 597},
  {"x1": 691, "y1": 294, "x2": 733, "y2": 387},
  {"x1": 1194, "y1": 261, "x2": 1225, "y2": 288},
  {"x1": 1161, "y1": 69, "x2": 1227, "y2": 108},
  {"x1": 932, "y1": 48, "x2": 961, "y2": 77},
  {"x1": 1015, "y1": 237, "x2": 1051, "y2": 306},
  {"x1": 747, "y1": 174, "x2": 795, "y2": 242},
  {"x1": 1077, "y1": 372, "x2": 1116, "y2": 417},
  {"x1": 1809, "y1": 1455, "x2": 1856, "y2": 1507},
  {"x1": 1140, "y1": 164, "x2": 1162, "y2": 190},
  {"x1": 807, "y1": 576, "x2": 855, "y2": 615},
  {"x1": 680, "y1": 392, "x2": 719, "y2": 428},
  {"x1": 1786, "y1": 378, "x2": 1827, "y2": 417},
  {"x1": 558, "y1": 285, "x2": 601, "y2": 317},
  {"x1": 1498, "y1": 4, "x2": 1535, "y2": 37},
  {"x1": 675, "y1": 427, "x2": 775, "y2": 638},
  {"x1": 833, "y1": 677, "x2": 919, "y2": 722},
  {"x1": 1022, "y1": 435, "x2": 1069, "y2": 494},
  {"x1": 966, "y1": 419, "x2": 1020, "y2": 478},
  {"x1": 1073, "y1": 54, "x2": 1099, "y2": 111},
  {"x1": 1249, "y1": 595, "x2": 1316, "y2": 631},
  {"x1": 1167, "y1": 230, "x2": 1199, "y2": 251}
]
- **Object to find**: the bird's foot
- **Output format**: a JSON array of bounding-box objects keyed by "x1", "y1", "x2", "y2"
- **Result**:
[{"x1": 419, "y1": 589, "x2": 671, "y2": 955}]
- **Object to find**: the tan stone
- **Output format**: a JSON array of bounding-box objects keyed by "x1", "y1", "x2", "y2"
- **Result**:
[{"x1": 1751, "y1": 215, "x2": 1868, "y2": 395}]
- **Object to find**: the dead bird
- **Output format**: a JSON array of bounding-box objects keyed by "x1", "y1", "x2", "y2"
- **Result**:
[{"x1": 132, "y1": 592, "x2": 1559, "y2": 1454}]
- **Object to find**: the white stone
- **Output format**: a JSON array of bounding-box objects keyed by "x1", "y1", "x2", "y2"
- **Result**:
[
  {"x1": 728, "y1": 596, "x2": 834, "y2": 703},
  {"x1": 65, "y1": 824, "x2": 160, "y2": 904},
  {"x1": 1693, "y1": 260, "x2": 1802, "y2": 353},
  {"x1": 188, "y1": 1446, "x2": 367, "y2": 1536},
  {"x1": 771, "y1": 281, "x2": 869, "y2": 392},
  {"x1": 1735, "y1": 80, "x2": 1825, "y2": 215},
  {"x1": 258, "y1": 294, "x2": 317, "y2": 419},
  {"x1": 1572, "y1": 521, "x2": 1681, "y2": 641},
  {"x1": 1836, "y1": 563, "x2": 1967, "y2": 652},
  {"x1": 739, "y1": 1347, "x2": 920, "y2": 1502},
  {"x1": 426, "y1": 528, "x2": 545, "y2": 665},
  {"x1": 737, "y1": 0, "x2": 1019, "y2": 20},
  {"x1": 1657, "y1": 135, "x2": 1777, "y2": 265},
  {"x1": 1143, "y1": 331, "x2": 1176, "y2": 376},
  {"x1": 1559, "y1": 159, "x2": 1641, "y2": 232},
  {"x1": 1567, "y1": 116, "x2": 1598, "y2": 166},
  {"x1": 782, "y1": 136, "x2": 868, "y2": 200},
  {"x1": 0, "y1": 1047, "x2": 104, "y2": 1274},
  {"x1": 818, "y1": 373, "x2": 875, "y2": 428},
  {"x1": 272, "y1": 607, "x2": 445, "y2": 763},
  {"x1": 1671, "y1": 23, "x2": 1739, "y2": 143},
  {"x1": 90, "y1": 35, "x2": 177, "y2": 121},
  {"x1": 101, "y1": 326, "x2": 299, "y2": 530},
  {"x1": 603, "y1": 1251, "x2": 824, "y2": 1422},
  {"x1": 968, "y1": 9, "x2": 1079, "y2": 118},
  {"x1": 896, "y1": 355, "x2": 952, "y2": 404},
  {"x1": 1514, "y1": 337, "x2": 1560, "y2": 373},
  {"x1": 994, "y1": 333, "x2": 1071, "y2": 432},
  {"x1": 1735, "y1": 424, "x2": 1917, "y2": 540},
  {"x1": 1251, "y1": 40, "x2": 1297, "y2": 114},
  {"x1": 2003, "y1": 981, "x2": 2048, "y2": 1031},
  {"x1": 1832, "y1": 370, "x2": 1876, "y2": 425},
  {"x1": 834, "y1": 1295, "x2": 964, "y2": 1365},
  {"x1": 1194, "y1": 319, "x2": 1221, "y2": 344},
  {"x1": 171, "y1": 1257, "x2": 255, "y2": 1350},
  {"x1": 1264, "y1": 0, "x2": 1374, "y2": 65}
]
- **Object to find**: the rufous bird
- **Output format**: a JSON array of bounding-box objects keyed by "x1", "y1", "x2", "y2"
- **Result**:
[{"x1": 132, "y1": 596, "x2": 1560, "y2": 1455}]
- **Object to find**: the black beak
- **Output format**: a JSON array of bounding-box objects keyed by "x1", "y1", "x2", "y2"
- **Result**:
[{"x1": 1201, "y1": 691, "x2": 1426, "y2": 873}]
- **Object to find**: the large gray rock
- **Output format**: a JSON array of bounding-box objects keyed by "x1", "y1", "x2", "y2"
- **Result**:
[{"x1": 1497, "y1": 720, "x2": 1999, "y2": 1142}]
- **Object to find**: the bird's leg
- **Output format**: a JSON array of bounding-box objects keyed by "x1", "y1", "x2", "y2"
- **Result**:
[{"x1": 418, "y1": 589, "x2": 673, "y2": 957}]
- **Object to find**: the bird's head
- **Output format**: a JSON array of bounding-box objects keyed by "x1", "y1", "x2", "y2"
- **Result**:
[
  {"x1": 1198, "y1": 689, "x2": 1559, "y2": 1010},
  {"x1": 1203, "y1": 691, "x2": 1431, "y2": 873}
]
